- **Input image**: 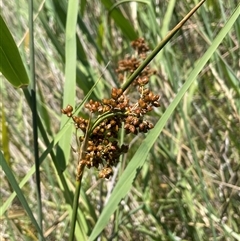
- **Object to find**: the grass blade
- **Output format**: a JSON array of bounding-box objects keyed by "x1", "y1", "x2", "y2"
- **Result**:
[
  {"x1": 0, "y1": 152, "x2": 45, "y2": 240},
  {"x1": 0, "y1": 15, "x2": 29, "y2": 87},
  {"x1": 56, "y1": 0, "x2": 79, "y2": 171}
]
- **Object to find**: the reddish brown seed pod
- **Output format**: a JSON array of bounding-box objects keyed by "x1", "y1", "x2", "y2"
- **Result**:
[
  {"x1": 98, "y1": 105, "x2": 103, "y2": 112},
  {"x1": 98, "y1": 167, "x2": 113, "y2": 179},
  {"x1": 88, "y1": 140, "x2": 94, "y2": 146},
  {"x1": 118, "y1": 95, "x2": 125, "y2": 103},
  {"x1": 153, "y1": 94, "x2": 160, "y2": 101},
  {"x1": 138, "y1": 77, "x2": 149, "y2": 86},
  {"x1": 72, "y1": 116, "x2": 78, "y2": 122},
  {"x1": 61, "y1": 109, "x2": 66, "y2": 114},
  {"x1": 138, "y1": 98, "x2": 147, "y2": 108},
  {"x1": 148, "y1": 123, "x2": 154, "y2": 129},
  {"x1": 103, "y1": 105, "x2": 111, "y2": 112},
  {"x1": 129, "y1": 125, "x2": 136, "y2": 133},
  {"x1": 87, "y1": 145, "x2": 94, "y2": 152},
  {"x1": 106, "y1": 131, "x2": 112, "y2": 137},
  {"x1": 79, "y1": 123, "x2": 86, "y2": 131},
  {"x1": 100, "y1": 128, "x2": 105, "y2": 133},
  {"x1": 146, "y1": 106, "x2": 153, "y2": 112},
  {"x1": 103, "y1": 139, "x2": 109, "y2": 145},
  {"x1": 110, "y1": 119, "x2": 116, "y2": 126},
  {"x1": 102, "y1": 98, "x2": 109, "y2": 105},
  {"x1": 132, "y1": 117, "x2": 140, "y2": 126},
  {"x1": 118, "y1": 103, "x2": 126, "y2": 110},
  {"x1": 124, "y1": 123, "x2": 130, "y2": 129},
  {"x1": 139, "y1": 123, "x2": 145, "y2": 131},
  {"x1": 106, "y1": 124, "x2": 112, "y2": 130},
  {"x1": 116, "y1": 88, "x2": 123, "y2": 96},
  {"x1": 97, "y1": 145, "x2": 103, "y2": 151},
  {"x1": 66, "y1": 105, "x2": 73, "y2": 112},
  {"x1": 143, "y1": 88, "x2": 150, "y2": 95},
  {"x1": 134, "y1": 108, "x2": 141, "y2": 117},
  {"x1": 153, "y1": 101, "x2": 160, "y2": 107},
  {"x1": 111, "y1": 88, "x2": 118, "y2": 100},
  {"x1": 115, "y1": 125, "x2": 119, "y2": 132},
  {"x1": 110, "y1": 145, "x2": 117, "y2": 151}
]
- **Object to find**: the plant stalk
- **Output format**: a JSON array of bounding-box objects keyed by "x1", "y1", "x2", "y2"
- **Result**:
[{"x1": 28, "y1": 0, "x2": 43, "y2": 240}]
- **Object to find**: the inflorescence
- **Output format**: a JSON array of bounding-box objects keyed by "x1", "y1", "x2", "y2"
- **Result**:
[{"x1": 62, "y1": 38, "x2": 160, "y2": 179}]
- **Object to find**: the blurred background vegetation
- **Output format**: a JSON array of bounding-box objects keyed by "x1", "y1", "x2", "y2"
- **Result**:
[{"x1": 1, "y1": 0, "x2": 239, "y2": 240}]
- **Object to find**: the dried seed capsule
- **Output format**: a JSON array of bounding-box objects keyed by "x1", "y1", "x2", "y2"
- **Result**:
[
  {"x1": 153, "y1": 94, "x2": 160, "y2": 101},
  {"x1": 139, "y1": 123, "x2": 145, "y2": 131},
  {"x1": 106, "y1": 131, "x2": 112, "y2": 137},
  {"x1": 153, "y1": 101, "x2": 160, "y2": 107},
  {"x1": 79, "y1": 123, "x2": 86, "y2": 131},
  {"x1": 98, "y1": 167, "x2": 113, "y2": 179},
  {"x1": 111, "y1": 88, "x2": 118, "y2": 100},
  {"x1": 129, "y1": 125, "x2": 136, "y2": 133},
  {"x1": 116, "y1": 88, "x2": 123, "y2": 96},
  {"x1": 106, "y1": 124, "x2": 112, "y2": 130},
  {"x1": 87, "y1": 146, "x2": 94, "y2": 152},
  {"x1": 148, "y1": 123, "x2": 154, "y2": 129},
  {"x1": 110, "y1": 119, "x2": 116, "y2": 126},
  {"x1": 132, "y1": 117, "x2": 140, "y2": 126},
  {"x1": 138, "y1": 98, "x2": 147, "y2": 108},
  {"x1": 146, "y1": 106, "x2": 153, "y2": 112},
  {"x1": 115, "y1": 125, "x2": 119, "y2": 132},
  {"x1": 138, "y1": 77, "x2": 149, "y2": 86},
  {"x1": 66, "y1": 105, "x2": 73, "y2": 112},
  {"x1": 124, "y1": 123, "x2": 130, "y2": 129}
]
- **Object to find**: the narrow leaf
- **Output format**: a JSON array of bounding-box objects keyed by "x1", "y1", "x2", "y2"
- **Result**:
[
  {"x1": 0, "y1": 15, "x2": 29, "y2": 88},
  {"x1": 0, "y1": 152, "x2": 44, "y2": 239},
  {"x1": 56, "y1": 0, "x2": 79, "y2": 171}
]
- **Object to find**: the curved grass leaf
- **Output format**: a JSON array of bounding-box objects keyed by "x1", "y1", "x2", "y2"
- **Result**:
[
  {"x1": 88, "y1": 4, "x2": 240, "y2": 240},
  {"x1": 0, "y1": 15, "x2": 29, "y2": 88},
  {"x1": 56, "y1": 0, "x2": 79, "y2": 171},
  {"x1": 0, "y1": 152, "x2": 45, "y2": 240},
  {"x1": 101, "y1": 0, "x2": 138, "y2": 40}
]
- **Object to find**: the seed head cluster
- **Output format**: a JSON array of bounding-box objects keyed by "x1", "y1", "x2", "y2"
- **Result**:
[{"x1": 62, "y1": 38, "x2": 160, "y2": 179}]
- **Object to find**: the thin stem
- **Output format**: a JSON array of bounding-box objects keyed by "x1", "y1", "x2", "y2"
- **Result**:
[
  {"x1": 90, "y1": 111, "x2": 126, "y2": 134},
  {"x1": 69, "y1": 179, "x2": 83, "y2": 241},
  {"x1": 28, "y1": 0, "x2": 43, "y2": 240},
  {"x1": 69, "y1": 117, "x2": 91, "y2": 241}
]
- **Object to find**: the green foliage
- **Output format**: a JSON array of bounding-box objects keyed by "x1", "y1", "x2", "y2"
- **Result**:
[
  {"x1": 0, "y1": 15, "x2": 29, "y2": 88},
  {"x1": 1, "y1": 1, "x2": 239, "y2": 240}
]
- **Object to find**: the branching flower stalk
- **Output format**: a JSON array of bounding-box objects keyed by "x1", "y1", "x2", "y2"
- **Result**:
[
  {"x1": 63, "y1": 39, "x2": 159, "y2": 180},
  {"x1": 64, "y1": 38, "x2": 159, "y2": 240},
  {"x1": 63, "y1": 2, "x2": 206, "y2": 240}
]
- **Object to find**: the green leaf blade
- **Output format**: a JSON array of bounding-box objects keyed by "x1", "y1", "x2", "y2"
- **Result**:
[{"x1": 0, "y1": 15, "x2": 29, "y2": 88}]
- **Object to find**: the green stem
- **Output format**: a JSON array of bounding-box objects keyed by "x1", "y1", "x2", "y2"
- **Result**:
[
  {"x1": 121, "y1": 0, "x2": 206, "y2": 92},
  {"x1": 29, "y1": 0, "x2": 43, "y2": 239},
  {"x1": 69, "y1": 178, "x2": 84, "y2": 241},
  {"x1": 90, "y1": 111, "x2": 126, "y2": 134}
]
